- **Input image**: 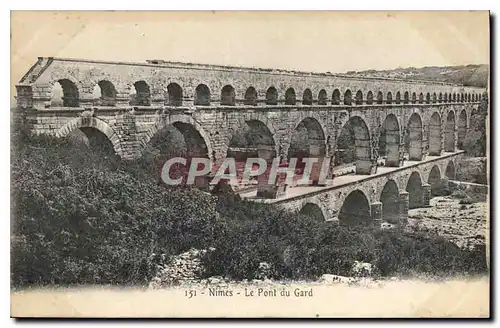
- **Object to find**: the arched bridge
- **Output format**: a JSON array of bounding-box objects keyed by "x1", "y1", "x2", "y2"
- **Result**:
[{"x1": 15, "y1": 57, "x2": 486, "y2": 227}]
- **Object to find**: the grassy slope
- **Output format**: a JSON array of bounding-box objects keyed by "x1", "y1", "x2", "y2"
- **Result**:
[{"x1": 345, "y1": 64, "x2": 489, "y2": 88}]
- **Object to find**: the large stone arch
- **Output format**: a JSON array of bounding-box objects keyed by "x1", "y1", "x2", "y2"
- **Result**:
[
  {"x1": 379, "y1": 114, "x2": 401, "y2": 167},
  {"x1": 428, "y1": 165, "x2": 442, "y2": 196},
  {"x1": 444, "y1": 110, "x2": 456, "y2": 152},
  {"x1": 338, "y1": 189, "x2": 371, "y2": 225},
  {"x1": 226, "y1": 115, "x2": 279, "y2": 162},
  {"x1": 336, "y1": 116, "x2": 374, "y2": 174},
  {"x1": 445, "y1": 160, "x2": 456, "y2": 180},
  {"x1": 406, "y1": 171, "x2": 424, "y2": 209},
  {"x1": 457, "y1": 110, "x2": 467, "y2": 150},
  {"x1": 288, "y1": 115, "x2": 327, "y2": 160},
  {"x1": 380, "y1": 179, "x2": 400, "y2": 224},
  {"x1": 428, "y1": 112, "x2": 442, "y2": 156},
  {"x1": 56, "y1": 116, "x2": 122, "y2": 156},
  {"x1": 405, "y1": 113, "x2": 423, "y2": 160},
  {"x1": 231, "y1": 113, "x2": 278, "y2": 141},
  {"x1": 298, "y1": 200, "x2": 328, "y2": 222},
  {"x1": 139, "y1": 114, "x2": 214, "y2": 161}
]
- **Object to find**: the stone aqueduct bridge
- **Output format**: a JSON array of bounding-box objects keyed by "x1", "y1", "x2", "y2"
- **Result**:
[{"x1": 15, "y1": 57, "x2": 486, "y2": 225}]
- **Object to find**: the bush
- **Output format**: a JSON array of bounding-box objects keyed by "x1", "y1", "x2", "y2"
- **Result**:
[
  {"x1": 463, "y1": 102, "x2": 487, "y2": 157},
  {"x1": 203, "y1": 198, "x2": 487, "y2": 280},
  {"x1": 11, "y1": 132, "x2": 224, "y2": 287},
  {"x1": 11, "y1": 130, "x2": 488, "y2": 286}
]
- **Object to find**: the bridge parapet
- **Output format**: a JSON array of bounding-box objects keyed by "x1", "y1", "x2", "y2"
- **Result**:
[{"x1": 16, "y1": 57, "x2": 486, "y2": 112}]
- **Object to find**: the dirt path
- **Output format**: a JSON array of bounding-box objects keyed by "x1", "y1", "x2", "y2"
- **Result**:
[{"x1": 406, "y1": 196, "x2": 488, "y2": 249}]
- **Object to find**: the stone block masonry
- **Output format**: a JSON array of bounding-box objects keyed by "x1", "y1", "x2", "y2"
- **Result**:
[{"x1": 14, "y1": 57, "x2": 487, "y2": 227}]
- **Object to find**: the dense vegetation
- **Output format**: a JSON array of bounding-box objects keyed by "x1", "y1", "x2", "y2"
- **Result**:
[
  {"x1": 11, "y1": 128, "x2": 487, "y2": 288},
  {"x1": 463, "y1": 96, "x2": 488, "y2": 158}
]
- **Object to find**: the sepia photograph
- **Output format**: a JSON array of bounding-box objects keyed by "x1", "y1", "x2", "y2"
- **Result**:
[{"x1": 9, "y1": 10, "x2": 490, "y2": 318}]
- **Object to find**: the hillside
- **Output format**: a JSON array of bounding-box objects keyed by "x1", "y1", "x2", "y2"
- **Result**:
[{"x1": 344, "y1": 64, "x2": 489, "y2": 88}]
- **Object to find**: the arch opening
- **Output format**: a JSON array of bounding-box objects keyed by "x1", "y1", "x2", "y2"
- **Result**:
[
  {"x1": 428, "y1": 112, "x2": 442, "y2": 156},
  {"x1": 221, "y1": 85, "x2": 236, "y2": 106},
  {"x1": 379, "y1": 114, "x2": 400, "y2": 167},
  {"x1": 395, "y1": 91, "x2": 401, "y2": 104},
  {"x1": 406, "y1": 172, "x2": 424, "y2": 209},
  {"x1": 457, "y1": 110, "x2": 467, "y2": 150},
  {"x1": 405, "y1": 113, "x2": 423, "y2": 160},
  {"x1": 285, "y1": 88, "x2": 296, "y2": 105},
  {"x1": 227, "y1": 120, "x2": 276, "y2": 187},
  {"x1": 299, "y1": 203, "x2": 325, "y2": 221},
  {"x1": 336, "y1": 116, "x2": 373, "y2": 174},
  {"x1": 93, "y1": 80, "x2": 117, "y2": 106},
  {"x1": 266, "y1": 87, "x2": 278, "y2": 105},
  {"x1": 130, "y1": 81, "x2": 151, "y2": 106},
  {"x1": 366, "y1": 91, "x2": 374, "y2": 105},
  {"x1": 380, "y1": 180, "x2": 400, "y2": 224},
  {"x1": 418, "y1": 93, "x2": 424, "y2": 104},
  {"x1": 445, "y1": 161, "x2": 456, "y2": 180},
  {"x1": 386, "y1": 92, "x2": 393, "y2": 104},
  {"x1": 344, "y1": 90, "x2": 352, "y2": 105},
  {"x1": 67, "y1": 127, "x2": 116, "y2": 158},
  {"x1": 288, "y1": 117, "x2": 326, "y2": 165},
  {"x1": 332, "y1": 89, "x2": 340, "y2": 105},
  {"x1": 50, "y1": 79, "x2": 79, "y2": 107},
  {"x1": 411, "y1": 92, "x2": 417, "y2": 104},
  {"x1": 244, "y1": 87, "x2": 258, "y2": 106},
  {"x1": 302, "y1": 89, "x2": 313, "y2": 105},
  {"x1": 377, "y1": 91, "x2": 383, "y2": 104},
  {"x1": 444, "y1": 111, "x2": 456, "y2": 152},
  {"x1": 339, "y1": 190, "x2": 371, "y2": 225},
  {"x1": 404, "y1": 91, "x2": 409, "y2": 104},
  {"x1": 428, "y1": 165, "x2": 442, "y2": 196},
  {"x1": 166, "y1": 82, "x2": 182, "y2": 107},
  {"x1": 195, "y1": 84, "x2": 211, "y2": 106},
  {"x1": 147, "y1": 121, "x2": 211, "y2": 189},
  {"x1": 355, "y1": 90, "x2": 363, "y2": 105},
  {"x1": 318, "y1": 89, "x2": 327, "y2": 105},
  {"x1": 149, "y1": 122, "x2": 210, "y2": 159}
]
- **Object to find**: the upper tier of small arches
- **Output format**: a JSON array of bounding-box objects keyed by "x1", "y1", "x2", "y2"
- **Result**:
[{"x1": 49, "y1": 78, "x2": 485, "y2": 108}]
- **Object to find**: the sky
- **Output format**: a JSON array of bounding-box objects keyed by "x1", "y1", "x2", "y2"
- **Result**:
[{"x1": 11, "y1": 11, "x2": 489, "y2": 98}]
